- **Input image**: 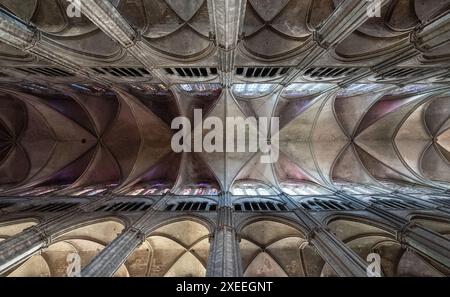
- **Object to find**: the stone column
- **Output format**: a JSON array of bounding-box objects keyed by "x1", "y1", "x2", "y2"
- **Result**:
[
  {"x1": 283, "y1": 0, "x2": 391, "y2": 84},
  {"x1": 0, "y1": 227, "x2": 48, "y2": 274},
  {"x1": 208, "y1": 0, "x2": 246, "y2": 86},
  {"x1": 374, "y1": 12, "x2": 450, "y2": 72},
  {"x1": 80, "y1": 227, "x2": 145, "y2": 277},
  {"x1": 81, "y1": 194, "x2": 172, "y2": 277},
  {"x1": 400, "y1": 222, "x2": 450, "y2": 269},
  {"x1": 0, "y1": 196, "x2": 110, "y2": 275},
  {"x1": 343, "y1": 12, "x2": 450, "y2": 85},
  {"x1": 206, "y1": 192, "x2": 241, "y2": 277},
  {"x1": 0, "y1": 211, "x2": 82, "y2": 275},
  {"x1": 280, "y1": 193, "x2": 369, "y2": 277},
  {"x1": 75, "y1": 0, "x2": 169, "y2": 85},
  {"x1": 0, "y1": 8, "x2": 108, "y2": 84},
  {"x1": 338, "y1": 192, "x2": 450, "y2": 269}
]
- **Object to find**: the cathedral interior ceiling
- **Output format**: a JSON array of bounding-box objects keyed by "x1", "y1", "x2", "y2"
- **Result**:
[
  {"x1": 0, "y1": 0, "x2": 450, "y2": 279},
  {"x1": 0, "y1": 0, "x2": 449, "y2": 196}
]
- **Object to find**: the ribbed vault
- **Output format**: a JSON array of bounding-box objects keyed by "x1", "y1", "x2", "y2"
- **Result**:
[
  {"x1": 0, "y1": 0, "x2": 450, "y2": 280},
  {"x1": 327, "y1": 219, "x2": 450, "y2": 276},
  {"x1": 1, "y1": 84, "x2": 450, "y2": 196}
]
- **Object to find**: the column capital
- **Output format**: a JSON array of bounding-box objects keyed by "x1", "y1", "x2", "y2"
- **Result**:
[
  {"x1": 24, "y1": 225, "x2": 52, "y2": 248},
  {"x1": 208, "y1": 0, "x2": 247, "y2": 85},
  {"x1": 218, "y1": 191, "x2": 233, "y2": 208},
  {"x1": 314, "y1": 0, "x2": 391, "y2": 49},
  {"x1": 283, "y1": 0, "x2": 393, "y2": 85},
  {"x1": 0, "y1": 9, "x2": 38, "y2": 49},
  {"x1": 76, "y1": 0, "x2": 137, "y2": 48},
  {"x1": 312, "y1": 31, "x2": 330, "y2": 50},
  {"x1": 339, "y1": 191, "x2": 450, "y2": 270},
  {"x1": 396, "y1": 221, "x2": 417, "y2": 244},
  {"x1": 280, "y1": 192, "x2": 369, "y2": 276},
  {"x1": 76, "y1": 0, "x2": 169, "y2": 84},
  {"x1": 305, "y1": 226, "x2": 325, "y2": 242},
  {"x1": 128, "y1": 227, "x2": 147, "y2": 245},
  {"x1": 217, "y1": 205, "x2": 234, "y2": 228},
  {"x1": 410, "y1": 13, "x2": 450, "y2": 52}
]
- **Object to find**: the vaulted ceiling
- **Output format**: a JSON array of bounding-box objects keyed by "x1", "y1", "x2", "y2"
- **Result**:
[{"x1": 0, "y1": 0, "x2": 450, "y2": 196}]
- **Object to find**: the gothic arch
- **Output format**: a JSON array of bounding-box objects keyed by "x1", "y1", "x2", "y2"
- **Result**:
[
  {"x1": 326, "y1": 217, "x2": 448, "y2": 276},
  {"x1": 2, "y1": 219, "x2": 127, "y2": 277},
  {"x1": 0, "y1": 218, "x2": 39, "y2": 242},
  {"x1": 408, "y1": 214, "x2": 450, "y2": 239},
  {"x1": 237, "y1": 218, "x2": 325, "y2": 277},
  {"x1": 124, "y1": 219, "x2": 212, "y2": 277}
]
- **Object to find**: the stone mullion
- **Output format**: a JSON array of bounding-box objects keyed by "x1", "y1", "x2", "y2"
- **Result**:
[
  {"x1": 206, "y1": 192, "x2": 241, "y2": 277},
  {"x1": 80, "y1": 193, "x2": 173, "y2": 277},
  {"x1": 391, "y1": 191, "x2": 450, "y2": 216},
  {"x1": 280, "y1": 193, "x2": 368, "y2": 277},
  {"x1": 421, "y1": 195, "x2": 450, "y2": 215}
]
